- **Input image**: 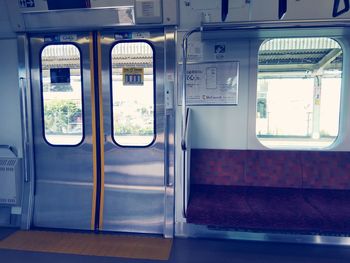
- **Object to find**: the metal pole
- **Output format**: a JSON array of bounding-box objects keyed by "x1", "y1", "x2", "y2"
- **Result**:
[{"x1": 181, "y1": 27, "x2": 201, "y2": 218}]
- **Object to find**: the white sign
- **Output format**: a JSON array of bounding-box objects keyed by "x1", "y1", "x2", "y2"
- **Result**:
[{"x1": 180, "y1": 61, "x2": 239, "y2": 105}]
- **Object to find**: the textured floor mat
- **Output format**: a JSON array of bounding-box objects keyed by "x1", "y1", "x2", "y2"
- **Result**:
[{"x1": 0, "y1": 230, "x2": 172, "y2": 260}]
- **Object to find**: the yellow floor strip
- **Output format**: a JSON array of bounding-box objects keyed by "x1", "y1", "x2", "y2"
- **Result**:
[{"x1": 0, "y1": 231, "x2": 173, "y2": 260}]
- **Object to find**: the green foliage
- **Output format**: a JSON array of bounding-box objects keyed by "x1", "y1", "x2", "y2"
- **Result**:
[
  {"x1": 44, "y1": 100, "x2": 82, "y2": 134},
  {"x1": 114, "y1": 106, "x2": 154, "y2": 136}
]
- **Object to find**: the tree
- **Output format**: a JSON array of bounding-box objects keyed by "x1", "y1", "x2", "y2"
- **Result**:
[{"x1": 44, "y1": 100, "x2": 82, "y2": 134}]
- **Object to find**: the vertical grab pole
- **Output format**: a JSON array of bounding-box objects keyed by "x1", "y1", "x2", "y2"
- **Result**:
[
  {"x1": 20, "y1": 77, "x2": 29, "y2": 183},
  {"x1": 181, "y1": 27, "x2": 201, "y2": 218}
]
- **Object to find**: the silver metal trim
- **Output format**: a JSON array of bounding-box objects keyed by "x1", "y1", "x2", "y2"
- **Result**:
[
  {"x1": 164, "y1": 114, "x2": 170, "y2": 187},
  {"x1": 163, "y1": 26, "x2": 176, "y2": 238},
  {"x1": 19, "y1": 77, "x2": 29, "y2": 182},
  {"x1": 104, "y1": 184, "x2": 164, "y2": 192},
  {"x1": 21, "y1": 6, "x2": 134, "y2": 15},
  {"x1": 176, "y1": 222, "x2": 350, "y2": 246},
  {"x1": 201, "y1": 19, "x2": 350, "y2": 30},
  {"x1": 18, "y1": 34, "x2": 35, "y2": 230}
]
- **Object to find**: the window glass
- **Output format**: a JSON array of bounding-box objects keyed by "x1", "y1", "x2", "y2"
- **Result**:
[
  {"x1": 41, "y1": 44, "x2": 83, "y2": 145},
  {"x1": 256, "y1": 38, "x2": 342, "y2": 149},
  {"x1": 111, "y1": 42, "x2": 155, "y2": 146}
]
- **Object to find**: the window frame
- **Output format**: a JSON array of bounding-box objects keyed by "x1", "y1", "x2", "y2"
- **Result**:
[
  {"x1": 255, "y1": 37, "x2": 344, "y2": 150},
  {"x1": 109, "y1": 39, "x2": 157, "y2": 148},
  {"x1": 39, "y1": 42, "x2": 85, "y2": 147}
]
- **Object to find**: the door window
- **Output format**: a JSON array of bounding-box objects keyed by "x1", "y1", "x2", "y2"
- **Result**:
[
  {"x1": 41, "y1": 44, "x2": 84, "y2": 145},
  {"x1": 111, "y1": 41, "x2": 155, "y2": 147}
]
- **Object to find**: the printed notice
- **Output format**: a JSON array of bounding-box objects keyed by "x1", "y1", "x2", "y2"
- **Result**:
[{"x1": 180, "y1": 61, "x2": 239, "y2": 105}]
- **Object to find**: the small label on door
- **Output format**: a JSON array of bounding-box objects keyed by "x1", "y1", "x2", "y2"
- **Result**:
[
  {"x1": 60, "y1": 34, "x2": 78, "y2": 42},
  {"x1": 132, "y1": 32, "x2": 151, "y2": 39},
  {"x1": 114, "y1": 32, "x2": 132, "y2": 40},
  {"x1": 44, "y1": 35, "x2": 60, "y2": 42}
]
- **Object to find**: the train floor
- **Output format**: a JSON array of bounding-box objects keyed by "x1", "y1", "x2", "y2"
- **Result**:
[{"x1": 1, "y1": 228, "x2": 350, "y2": 263}]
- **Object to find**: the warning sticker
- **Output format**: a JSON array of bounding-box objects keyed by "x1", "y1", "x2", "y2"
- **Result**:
[{"x1": 123, "y1": 68, "x2": 144, "y2": 86}]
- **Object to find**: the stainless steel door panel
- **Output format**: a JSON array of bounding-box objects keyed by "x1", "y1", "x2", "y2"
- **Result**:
[
  {"x1": 100, "y1": 31, "x2": 166, "y2": 233},
  {"x1": 104, "y1": 150, "x2": 164, "y2": 186},
  {"x1": 32, "y1": 147, "x2": 93, "y2": 182},
  {"x1": 30, "y1": 34, "x2": 94, "y2": 230},
  {"x1": 102, "y1": 186, "x2": 164, "y2": 233},
  {"x1": 30, "y1": 31, "x2": 172, "y2": 234},
  {"x1": 33, "y1": 181, "x2": 92, "y2": 229}
]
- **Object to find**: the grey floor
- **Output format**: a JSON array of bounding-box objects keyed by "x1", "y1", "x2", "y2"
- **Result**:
[{"x1": 1, "y1": 228, "x2": 350, "y2": 263}]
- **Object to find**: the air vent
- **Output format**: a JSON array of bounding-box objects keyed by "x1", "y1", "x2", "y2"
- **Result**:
[
  {"x1": 7, "y1": 159, "x2": 16, "y2": 166},
  {"x1": 0, "y1": 146, "x2": 21, "y2": 206}
]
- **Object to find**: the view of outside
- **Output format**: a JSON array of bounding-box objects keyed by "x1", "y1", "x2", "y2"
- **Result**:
[
  {"x1": 111, "y1": 42, "x2": 155, "y2": 146},
  {"x1": 256, "y1": 38, "x2": 342, "y2": 149},
  {"x1": 41, "y1": 44, "x2": 83, "y2": 145}
]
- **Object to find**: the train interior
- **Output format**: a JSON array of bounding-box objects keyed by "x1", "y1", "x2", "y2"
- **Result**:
[{"x1": 1, "y1": 0, "x2": 350, "y2": 262}]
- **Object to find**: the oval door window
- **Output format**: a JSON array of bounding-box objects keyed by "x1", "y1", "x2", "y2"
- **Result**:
[
  {"x1": 111, "y1": 41, "x2": 155, "y2": 147},
  {"x1": 41, "y1": 44, "x2": 84, "y2": 146}
]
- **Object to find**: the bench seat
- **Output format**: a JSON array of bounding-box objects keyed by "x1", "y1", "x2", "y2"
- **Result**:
[{"x1": 187, "y1": 184, "x2": 350, "y2": 234}]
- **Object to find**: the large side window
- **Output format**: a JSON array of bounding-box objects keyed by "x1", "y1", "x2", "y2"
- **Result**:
[
  {"x1": 41, "y1": 44, "x2": 83, "y2": 145},
  {"x1": 111, "y1": 41, "x2": 155, "y2": 147},
  {"x1": 256, "y1": 38, "x2": 343, "y2": 149}
]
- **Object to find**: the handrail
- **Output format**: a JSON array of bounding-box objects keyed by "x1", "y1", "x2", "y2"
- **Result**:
[
  {"x1": 181, "y1": 27, "x2": 201, "y2": 219},
  {"x1": 182, "y1": 108, "x2": 192, "y2": 218},
  {"x1": 181, "y1": 27, "x2": 202, "y2": 152},
  {"x1": 20, "y1": 77, "x2": 30, "y2": 182},
  {"x1": 184, "y1": 108, "x2": 192, "y2": 150}
]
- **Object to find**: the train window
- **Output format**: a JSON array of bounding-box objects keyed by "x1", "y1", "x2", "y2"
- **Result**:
[
  {"x1": 256, "y1": 38, "x2": 342, "y2": 149},
  {"x1": 111, "y1": 42, "x2": 155, "y2": 147},
  {"x1": 41, "y1": 44, "x2": 83, "y2": 146}
]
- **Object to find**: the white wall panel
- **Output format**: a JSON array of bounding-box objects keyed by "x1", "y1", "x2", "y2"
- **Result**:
[
  {"x1": 180, "y1": 0, "x2": 350, "y2": 29},
  {"x1": 176, "y1": 36, "x2": 250, "y2": 149},
  {"x1": 0, "y1": 0, "x2": 15, "y2": 38},
  {"x1": 176, "y1": 30, "x2": 350, "y2": 152},
  {"x1": 0, "y1": 39, "x2": 22, "y2": 157}
]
